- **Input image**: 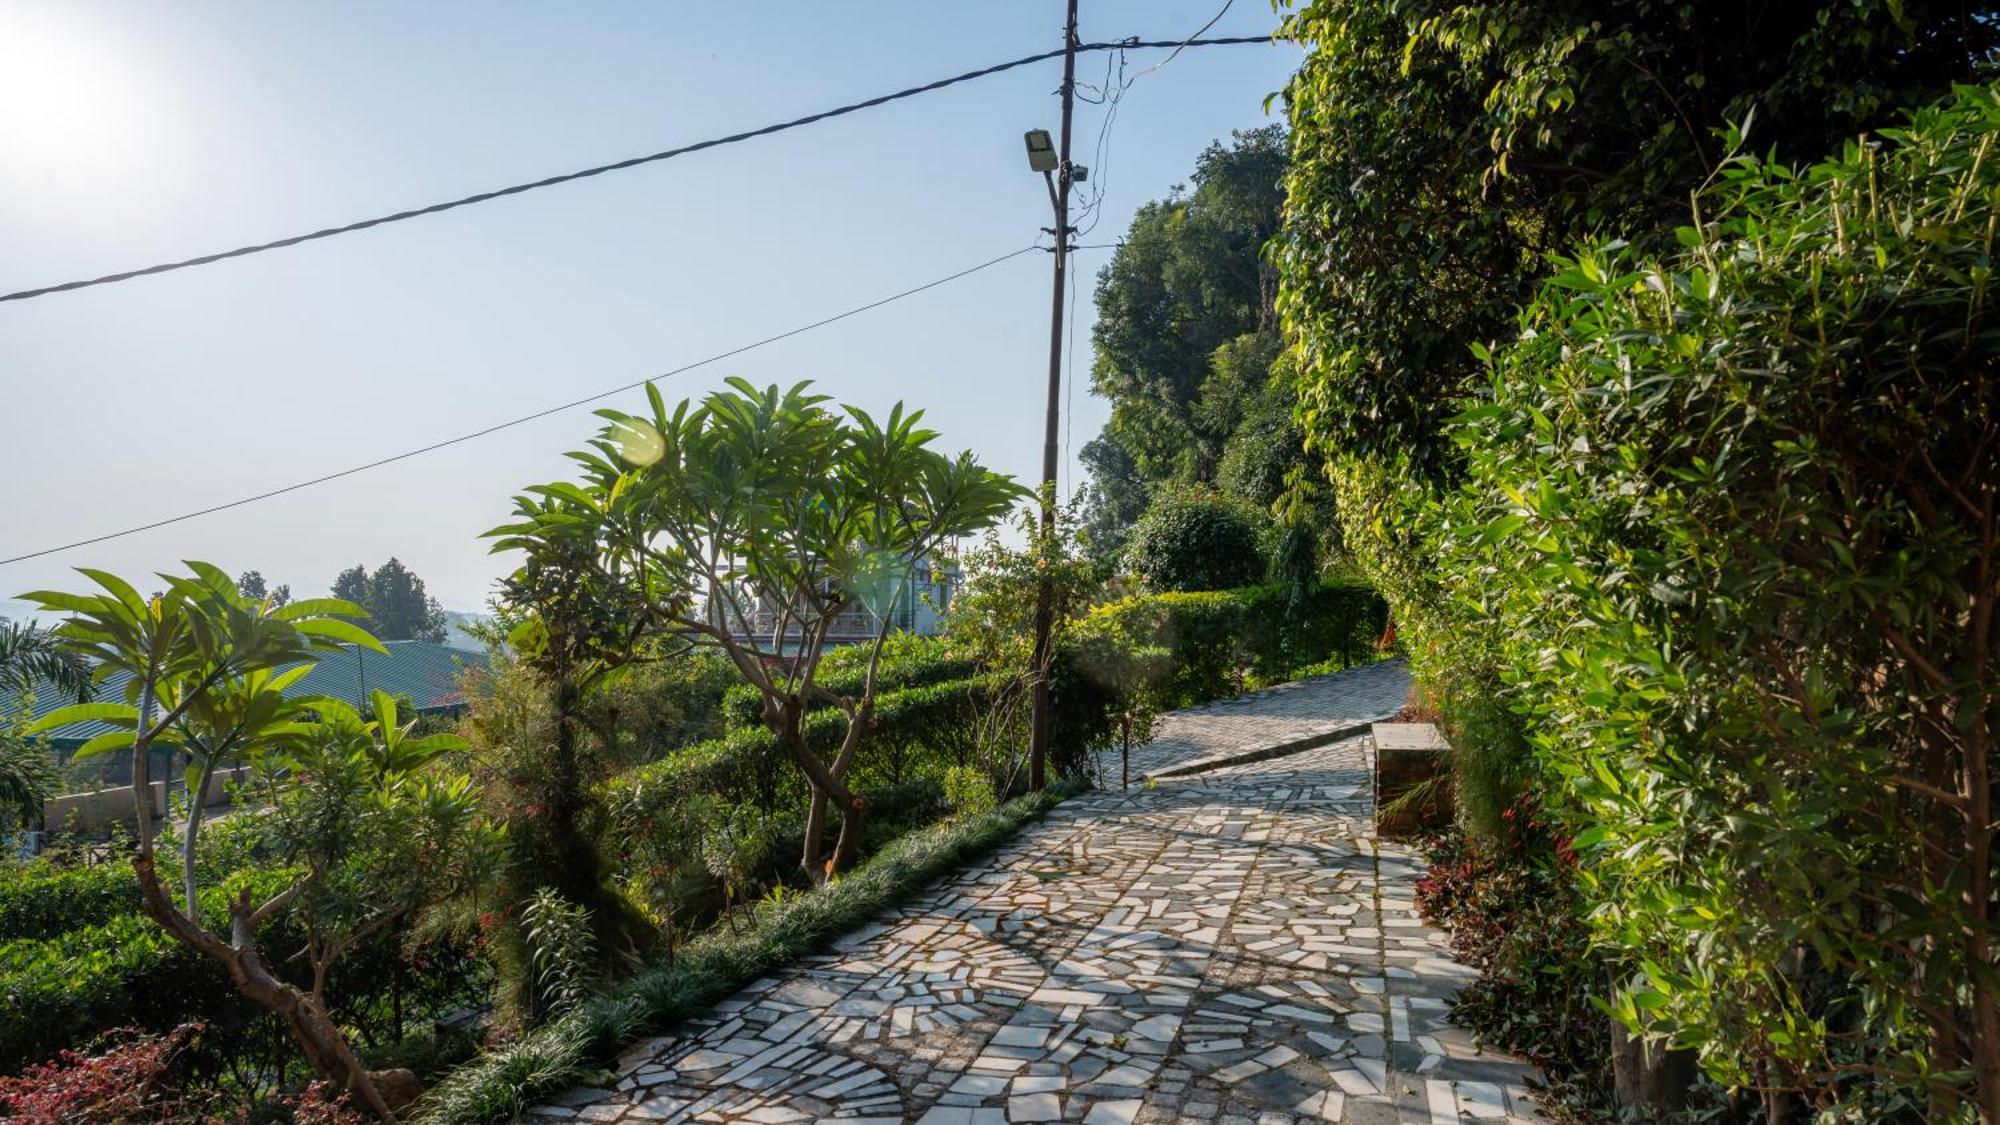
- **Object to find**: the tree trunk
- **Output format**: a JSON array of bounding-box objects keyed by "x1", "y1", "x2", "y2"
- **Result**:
[
  {"x1": 1610, "y1": 1018, "x2": 1696, "y2": 1120},
  {"x1": 828, "y1": 793, "x2": 867, "y2": 876},
  {"x1": 801, "y1": 783, "x2": 830, "y2": 880},
  {"x1": 182, "y1": 757, "x2": 218, "y2": 918},
  {"x1": 132, "y1": 853, "x2": 399, "y2": 1122}
]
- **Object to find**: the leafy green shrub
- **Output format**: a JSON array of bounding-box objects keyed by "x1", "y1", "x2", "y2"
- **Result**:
[
  {"x1": 1122, "y1": 489, "x2": 1266, "y2": 592},
  {"x1": 0, "y1": 868, "x2": 290, "y2": 1071},
  {"x1": 941, "y1": 765, "x2": 995, "y2": 819},
  {"x1": 1444, "y1": 87, "x2": 2000, "y2": 1115}
]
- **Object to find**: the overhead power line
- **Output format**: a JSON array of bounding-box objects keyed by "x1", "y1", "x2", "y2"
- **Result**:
[
  {"x1": 0, "y1": 35, "x2": 1273, "y2": 305},
  {"x1": 0, "y1": 244, "x2": 1041, "y2": 567}
]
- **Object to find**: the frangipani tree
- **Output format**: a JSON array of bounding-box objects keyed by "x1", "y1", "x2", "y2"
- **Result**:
[
  {"x1": 490, "y1": 379, "x2": 1023, "y2": 879},
  {"x1": 22, "y1": 564, "x2": 471, "y2": 1122}
]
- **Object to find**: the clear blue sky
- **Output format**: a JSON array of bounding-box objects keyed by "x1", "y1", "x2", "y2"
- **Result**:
[{"x1": 0, "y1": 1, "x2": 1299, "y2": 613}]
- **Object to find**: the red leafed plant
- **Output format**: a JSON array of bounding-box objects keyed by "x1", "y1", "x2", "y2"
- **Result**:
[
  {"x1": 0, "y1": 1023, "x2": 206, "y2": 1123},
  {"x1": 288, "y1": 1080, "x2": 371, "y2": 1125}
]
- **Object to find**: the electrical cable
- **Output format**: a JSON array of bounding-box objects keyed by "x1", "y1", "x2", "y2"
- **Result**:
[
  {"x1": 0, "y1": 244, "x2": 1042, "y2": 566},
  {"x1": 0, "y1": 36, "x2": 1271, "y2": 305},
  {"x1": 1127, "y1": 1, "x2": 1238, "y2": 84}
]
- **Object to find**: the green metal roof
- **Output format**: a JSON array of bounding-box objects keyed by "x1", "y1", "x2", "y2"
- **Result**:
[{"x1": 4, "y1": 642, "x2": 489, "y2": 750}]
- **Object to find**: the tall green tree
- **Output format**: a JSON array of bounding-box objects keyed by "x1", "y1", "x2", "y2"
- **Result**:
[
  {"x1": 1076, "y1": 433, "x2": 1149, "y2": 561},
  {"x1": 331, "y1": 559, "x2": 447, "y2": 643},
  {"x1": 236, "y1": 570, "x2": 291, "y2": 608},
  {"x1": 1090, "y1": 126, "x2": 1288, "y2": 485}
]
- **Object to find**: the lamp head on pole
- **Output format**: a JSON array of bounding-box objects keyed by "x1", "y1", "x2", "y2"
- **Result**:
[{"x1": 1023, "y1": 129, "x2": 1058, "y2": 173}]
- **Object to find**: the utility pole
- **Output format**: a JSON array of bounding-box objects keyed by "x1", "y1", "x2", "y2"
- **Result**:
[{"x1": 1028, "y1": 0, "x2": 1079, "y2": 792}]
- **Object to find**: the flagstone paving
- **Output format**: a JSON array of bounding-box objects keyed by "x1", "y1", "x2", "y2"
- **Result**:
[
  {"x1": 531, "y1": 659, "x2": 1545, "y2": 1123},
  {"x1": 1116, "y1": 657, "x2": 1411, "y2": 782}
]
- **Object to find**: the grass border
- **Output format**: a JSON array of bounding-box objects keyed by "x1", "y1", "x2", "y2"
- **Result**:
[{"x1": 413, "y1": 779, "x2": 1085, "y2": 1124}]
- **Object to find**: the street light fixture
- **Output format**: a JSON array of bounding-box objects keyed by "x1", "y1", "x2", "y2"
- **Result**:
[{"x1": 1024, "y1": 129, "x2": 1058, "y2": 172}]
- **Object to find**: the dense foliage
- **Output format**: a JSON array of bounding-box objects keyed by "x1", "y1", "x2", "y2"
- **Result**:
[
  {"x1": 1277, "y1": 2, "x2": 2000, "y2": 1117},
  {"x1": 1277, "y1": 0, "x2": 1999, "y2": 466},
  {"x1": 1121, "y1": 489, "x2": 1266, "y2": 593},
  {"x1": 1080, "y1": 129, "x2": 1329, "y2": 564},
  {"x1": 1439, "y1": 93, "x2": 2000, "y2": 1117}
]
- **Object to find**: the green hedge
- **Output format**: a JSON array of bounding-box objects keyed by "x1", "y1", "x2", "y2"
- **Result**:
[
  {"x1": 719, "y1": 636, "x2": 982, "y2": 730},
  {"x1": 0, "y1": 862, "x2": 139, "y2": 942},
  {"x1": 1048, "y1": 579, "x2": 1388, "y2": 771},
  {"x1": 0, "y1": 811, "x2": 276, "y2": 943},
  {"x1": 415, "y1": 780, "x2": 1082, "y2": 1124},
  {"x1": 1434, "y1": 86, "x2": 2000, "y2": 1113},
  {"x1": 0, "y1": 868, "x2": 295, "y2": 1071},
  {"x1": 0, "y1": 859, "x2": 487, "y2": 1077},
  {"x1": 621, "y1": 671, "x2": 1011, "y2": 812}
]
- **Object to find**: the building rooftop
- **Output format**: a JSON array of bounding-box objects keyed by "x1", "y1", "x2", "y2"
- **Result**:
[{"x1": 4, "y1": 641, "x2": 490, "y2": 750}]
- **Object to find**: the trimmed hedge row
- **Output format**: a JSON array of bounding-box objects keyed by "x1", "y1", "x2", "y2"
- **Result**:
[
  {"x1": 0, "y1": 868, "x2": 294, "y2": 1071},
  {"x1": 1048, "y1": 580, "x2": 1389, "y2": 770},
  {"x1": 718, "y1": 645, "x2": 983, "y2": 730},
  {"x1": 1094, "y1": 579, "x2": 1388, "y2": 703},
  {"x1": 0, "y1": 859, "x2": 487, "y2": 1077},
  {"x1": 414, "y1": 779, "x2": 1082, "y2": 1124},
  {"x1": 0, "y1": 812, "x2": 275, "y2": 943},
  {"x1": 618, "y1": 671, "x2": 1011, "y2": 815},
  {"x1": 0, "y1": 863, "x2": 139, "y2": 942}
]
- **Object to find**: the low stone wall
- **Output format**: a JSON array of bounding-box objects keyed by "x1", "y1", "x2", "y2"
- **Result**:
[
  {"x1": 42, "y1": 767, "x2": 250, "y2": 836},
  {"x1": 1373, "y1": 721, "x2": 1452, "y2": 838}
]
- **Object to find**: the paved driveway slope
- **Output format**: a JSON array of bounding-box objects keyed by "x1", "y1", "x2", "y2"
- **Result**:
[{"x1": 532, "y1": 659, "x2": 1546, "y2": 1124}]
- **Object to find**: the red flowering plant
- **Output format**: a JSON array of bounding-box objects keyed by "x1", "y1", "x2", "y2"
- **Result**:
[
  {"x1": 0, "y1": 1024, "x2": 210, "y2": 1123},
  {"x1": 287, "y1": 1080, "x2": 371, "y2": 1125}
]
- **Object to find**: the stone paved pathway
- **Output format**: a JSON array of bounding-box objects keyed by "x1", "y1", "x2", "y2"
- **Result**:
[
  {"x1": 533, "y1": 660, "x2": 1546, "y2": 1124},
  {"x1": 1119, "y1": 658, "x2": 1412, "y2": 781}
]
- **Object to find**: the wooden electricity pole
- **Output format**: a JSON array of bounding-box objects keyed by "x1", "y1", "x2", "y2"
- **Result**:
[{"x1": 1028, "y1": 0, "x2": 1079, "y2": 791}]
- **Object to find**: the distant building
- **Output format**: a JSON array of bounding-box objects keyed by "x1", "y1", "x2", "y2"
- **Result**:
[{"x1": 711, "y1": 556, "x2": 959, "y2": 653}]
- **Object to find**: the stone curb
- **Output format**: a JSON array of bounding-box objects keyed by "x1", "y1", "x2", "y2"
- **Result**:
[{"x1": 1140, "y1": 711, "x2": 1401, "y2": 780}]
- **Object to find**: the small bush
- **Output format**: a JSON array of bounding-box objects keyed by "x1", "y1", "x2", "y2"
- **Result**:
[
  {"x1": 1122, "y1": 489, "x2": 1266, "y2": 592},
  {"x1": 941, "y1": 765, "x2": 996, "y2": 819}
]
